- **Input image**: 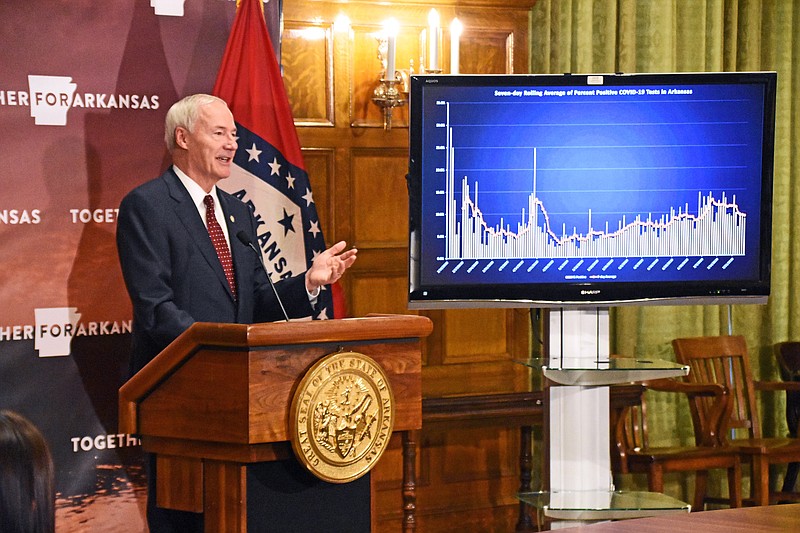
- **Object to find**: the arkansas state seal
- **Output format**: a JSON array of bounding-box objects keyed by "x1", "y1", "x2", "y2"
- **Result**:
[{"x1": 289, "y1": 351, "x2": 395, "y2": 483}]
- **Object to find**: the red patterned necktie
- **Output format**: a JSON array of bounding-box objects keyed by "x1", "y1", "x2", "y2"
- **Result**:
[{"x1": 203, "y1": 195, "x2": 237, "y2": 300}]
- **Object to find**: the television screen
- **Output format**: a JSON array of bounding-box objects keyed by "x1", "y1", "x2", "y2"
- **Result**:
[{"x1": 408, "y1": 72, "x2": 777, "y2": 309}]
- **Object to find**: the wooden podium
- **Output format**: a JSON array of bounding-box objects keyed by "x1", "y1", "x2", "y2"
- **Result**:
[{"x1": 119, "y1": 314, "x2": 432, "y2": 532}]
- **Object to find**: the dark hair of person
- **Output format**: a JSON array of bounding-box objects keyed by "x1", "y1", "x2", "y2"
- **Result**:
[{"x1": 0, "y1": 410, "x2": 55, "y2": 533}]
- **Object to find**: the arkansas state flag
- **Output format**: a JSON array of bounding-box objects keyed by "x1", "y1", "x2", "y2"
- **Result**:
[{"x1": 213, "y1": 0, "x2": 338, "y2": 319}]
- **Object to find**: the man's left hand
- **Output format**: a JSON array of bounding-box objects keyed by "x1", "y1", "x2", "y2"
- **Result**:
[{"x1": 305, "y1": 241, "x2": 357, "y2": 292}]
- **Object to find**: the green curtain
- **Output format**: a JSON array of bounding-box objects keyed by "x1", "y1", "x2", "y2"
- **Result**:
[{"x1": 530, "y1": 0, "x2": 800, "y2": 501}]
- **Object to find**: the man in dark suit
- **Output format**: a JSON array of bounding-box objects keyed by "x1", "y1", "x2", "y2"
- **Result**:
[{"x1": 116, "y1": 93, "x2": 356, "y2": 532}]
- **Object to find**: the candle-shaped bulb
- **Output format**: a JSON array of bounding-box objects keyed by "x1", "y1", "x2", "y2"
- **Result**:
[
  {"x1": 333, "y1": 14, "x2": 351, "y2": 33},
  {"x1": 450, "y1": 18, "x2": 462, "y2": 74},
  {"x1": 428, "y1": 9, "x2": 440, "y2": 71},
  {"x1": 384, "y1": 18, "x2": 399, "y2": 80}
]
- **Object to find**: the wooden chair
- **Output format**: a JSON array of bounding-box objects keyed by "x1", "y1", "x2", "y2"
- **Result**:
[
  {"x1": 672, "y1": 335, "x2": 800, "y2": 506},
  {"x1": 611, "y1": 378, "x2": 741, "y2": 510},
  {"x1": 773, "y1": 341, "x2": 800, "y2": 493}
]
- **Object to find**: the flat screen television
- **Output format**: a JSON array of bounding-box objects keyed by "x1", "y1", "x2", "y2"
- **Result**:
[{"x1": 408, "y1": 72, "x2": 777, "y2": 309}]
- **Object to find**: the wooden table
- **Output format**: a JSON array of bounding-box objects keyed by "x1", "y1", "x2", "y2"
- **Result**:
[{"x1": 568, "y1": 503, "x2": 800, "y2": 532}]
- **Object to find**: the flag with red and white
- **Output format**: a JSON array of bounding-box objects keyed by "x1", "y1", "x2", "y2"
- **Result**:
[{"x1": 213, "y1": 0, "x2": 338, "y2": 319}]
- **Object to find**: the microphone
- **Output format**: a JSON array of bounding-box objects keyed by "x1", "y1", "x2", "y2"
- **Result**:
[{"x1": 236, "y1": 230, "x2": 290, "y2": 322}]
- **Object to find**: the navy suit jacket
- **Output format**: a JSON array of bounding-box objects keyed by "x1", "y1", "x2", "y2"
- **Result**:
[{"x1": 117, "y1": 168, "x2": 313, "y2": 376}]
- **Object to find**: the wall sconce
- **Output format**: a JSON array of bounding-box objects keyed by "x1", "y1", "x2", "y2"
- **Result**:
[
  {"x1": 372, "y1": 18, "x2": 406, "y2": 130},
  {"x1": 372, "y1": 11, "x2": 463, "y2": 129}
]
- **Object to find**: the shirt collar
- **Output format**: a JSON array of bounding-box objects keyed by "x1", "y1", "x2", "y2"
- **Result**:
[{"x1": 172, "y1": 165, "x2": 221, "y2": 210}]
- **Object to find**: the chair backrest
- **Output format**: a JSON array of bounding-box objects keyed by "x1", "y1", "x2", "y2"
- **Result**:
[
  {"x1": 774, "y1": 341, "x2": 800, "y2": 382},
  {"x1": 672, "y1": 335, "x2": 761, "y2": 441},
  {"x1": 773, "y1": 341, "x2": 800, "y2": 438},
  {"x1": 610, "y1": 386, "x2": 648, "y2": 474}
]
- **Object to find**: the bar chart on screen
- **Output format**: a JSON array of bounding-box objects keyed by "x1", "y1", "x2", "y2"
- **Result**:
[
  {"x1": 409, "y1": 72, "x2": 774, "y2": 307},
  {"x1": 430, "y1": 98, "x2": 751, "y2": 275}
]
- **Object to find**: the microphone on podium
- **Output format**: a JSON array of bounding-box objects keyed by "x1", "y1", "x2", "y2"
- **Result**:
[{"x1": 236, "y1": 230, "x2": 290, "y2": 322}]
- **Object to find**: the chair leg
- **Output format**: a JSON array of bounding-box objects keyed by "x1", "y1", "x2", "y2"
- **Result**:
[
  {"x1": 751, "y1": 456, "x2": 770, "y2": 506},
  {"x1": 693, "y1": 470, "x2": 709, "y2": 511},
  {"x1": 648, "y1": 465, "x2": 665, "y2": 493},
  {"x1": 728, "y1": 458, "x2": 742, "y2": 508}
]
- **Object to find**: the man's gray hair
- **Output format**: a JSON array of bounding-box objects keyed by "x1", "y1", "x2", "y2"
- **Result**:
[{"x1": 164, "y1": 94, "x2": 228, "y2": 152}]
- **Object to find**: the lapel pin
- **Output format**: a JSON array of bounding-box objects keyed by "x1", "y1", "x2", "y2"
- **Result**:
[{"x1": 230, "y1": 215, "x2": 235, "y2": 223}]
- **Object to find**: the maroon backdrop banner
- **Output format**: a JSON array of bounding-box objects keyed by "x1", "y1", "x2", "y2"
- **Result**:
[{"x1": 0, "y1": 1, "x2": 244, "y2": 529}]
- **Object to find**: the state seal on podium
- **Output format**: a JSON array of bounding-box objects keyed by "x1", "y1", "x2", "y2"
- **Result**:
[{"x1": 290, "y1": 350, "x2": 395, "y2": 483}]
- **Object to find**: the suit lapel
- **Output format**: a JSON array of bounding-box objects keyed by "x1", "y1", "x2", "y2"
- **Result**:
[{"x1": 164, "y1": 169, "x2": 235, "y2": 301}]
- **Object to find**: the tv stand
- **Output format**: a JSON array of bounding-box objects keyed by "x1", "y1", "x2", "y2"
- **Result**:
[{"x1": 517, "y1": 307, "x2": 690, "y2": 528}]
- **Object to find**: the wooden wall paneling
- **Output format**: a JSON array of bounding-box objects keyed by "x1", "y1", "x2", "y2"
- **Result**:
[
  {"x1": 350, "y1": 148, "x2": 409, "y2": 247},
  {"x1": 352, "y1": 274, "x2": 410, "y2": 316},
  {"x1": 423, "y1": 308, "x2": 532, "y2": 397},
  {"x1": 421, "y1": 309, "x2": 445, "y2": 367},
  {"x1": 454, "y1": 6, "x2": 530, "y2": 73},
  {"x1": 282, "y1": 22, "x2": 334, "y2": 125},
  {"x1": 348, "y1": 147, "x2": 411, "y2": 316},
  {"x1": 442, "y1": 309, "x2": 516, "y2": 363},
  {"x1": 300, "y1": 147, "x2": 334, "y2": 240},
  {"x1": 460, "y1": 29, "x2": 515, "y2": 74}
]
